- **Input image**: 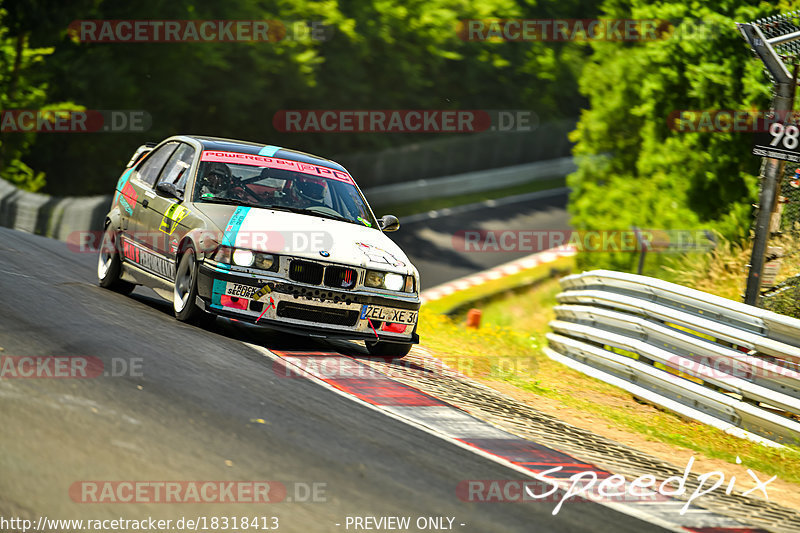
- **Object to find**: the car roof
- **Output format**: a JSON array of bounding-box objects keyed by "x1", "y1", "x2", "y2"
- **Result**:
[{"x1": 180, "y1": 135, "x2": 349, "y2": 173}]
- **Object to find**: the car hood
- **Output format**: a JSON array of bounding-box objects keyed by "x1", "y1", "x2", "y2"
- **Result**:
[{"x1": 193, "y1": 203, "x2": 414, "y2": 274}]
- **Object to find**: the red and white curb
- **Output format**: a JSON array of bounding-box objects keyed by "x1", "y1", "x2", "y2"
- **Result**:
[
  {"x1": 419, "y1": 246, "x2": 577, "y2": 304},
  {"x1": 246, "y1": 344, "x2": 770, "y2": 533}
]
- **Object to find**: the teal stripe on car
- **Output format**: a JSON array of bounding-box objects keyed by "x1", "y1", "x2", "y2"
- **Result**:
[
  {"x1": 222, "y1": 206, "x2": 251, "y2": 247},
  {"x1": 211, "y1": 278, "x2": 227, "y2": 307},
  {"x1": 258, "y1": 145, "x2": 282, "y2": 157},
  {"x1": 112, "y1": 168, "x2": 134, "y2": 207}
]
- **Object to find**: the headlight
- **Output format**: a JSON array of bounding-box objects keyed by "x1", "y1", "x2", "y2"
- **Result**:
[
  {"x1": 365, "y1": 270, "x2": 385, "y2": 288},
  {"x1": 254, "y1": 253, "x2": 276, "y2": 271},
  {"x1": 384, "y1": 273, "x2": 404, "y2": 291},
  {"x1": 364, "y1": 270, "x2": 407, "y2": 292},
  {"x1": 232, "y1": 249, "x2": 255, "y2": 267}
]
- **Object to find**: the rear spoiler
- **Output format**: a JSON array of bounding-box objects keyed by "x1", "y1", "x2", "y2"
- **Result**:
[{"x1": 125, "y1": 142, "x2": 157, "y2": 168}]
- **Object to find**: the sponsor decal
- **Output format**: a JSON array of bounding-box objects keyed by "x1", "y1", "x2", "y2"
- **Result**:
[
  {"x1": 159, "y1": 203, "x2": 189, "y2": 235},
  {"x1": 200, "y1": 151, "x2": 354, "y2": 185},
  {"x1": 225, "y1": 283, "x2": 259, "y2": 299},
  {"x1": 355, "y1": 242, "x2": 405, "y2": 267},
  {"x1": 119, "y1": 180, "x2": 138, "y2": 215},
  {"x1": 220, "y1": 295, "x2": 248, "y2": 310},
  {"x1": 252, "y1": 284, "x2": 273, "y2": 301},
  {"x1": 122, "y1": 239, "x2": 175, "y2": 278},
  {"x1": 113, "y1": 168, "x2": 135, "y2": 210}
]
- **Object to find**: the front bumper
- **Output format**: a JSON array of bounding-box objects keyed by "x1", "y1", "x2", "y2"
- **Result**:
[{"x1": 197, "y1": 262, "x2": 420, "y2": 344}]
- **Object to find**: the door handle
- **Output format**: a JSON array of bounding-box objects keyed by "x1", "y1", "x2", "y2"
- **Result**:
[{"x1": 142, "y1": 199, "x2": 149, "y2": 208}]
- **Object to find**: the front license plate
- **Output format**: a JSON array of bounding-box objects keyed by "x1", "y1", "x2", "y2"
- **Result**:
[
  {"x1": 361, "y1": 305, "x2": 418, "y2": 325},
  {"x1": 225, "y1": 283, "x2": 258, "y2": 299}
]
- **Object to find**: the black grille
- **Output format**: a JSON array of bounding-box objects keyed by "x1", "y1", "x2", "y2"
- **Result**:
[
  {"x1": 324, "y1": 266, "x2": 357, "y2": 290},
  {"x1": 289, "y1": 260, "x2": 324, "y2": 285},
  {"x1": 276, "y1": 302, "x2": 359, "y2": 326}
]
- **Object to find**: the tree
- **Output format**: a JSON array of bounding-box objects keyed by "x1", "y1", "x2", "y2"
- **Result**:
[{"x1": 567, "y1": 0, "x2": 779, "y2": 272}]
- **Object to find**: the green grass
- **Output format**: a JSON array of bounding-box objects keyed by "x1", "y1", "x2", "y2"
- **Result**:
[
  {"x1": 371, "y1": 176, "x2": 566, "y2": 219},
  {"x1": 419, "y1": 257, "x2": 800, "y2": 486}
]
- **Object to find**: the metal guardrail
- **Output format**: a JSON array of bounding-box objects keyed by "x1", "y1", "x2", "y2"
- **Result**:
[{"x1": 548, "y1": 270, "x2": 800, "y2": 447}]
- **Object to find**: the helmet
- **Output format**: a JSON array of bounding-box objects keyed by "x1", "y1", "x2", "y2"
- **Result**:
[
  {"x1": 203, "y1": 162, "x2": 231, "y2": 195},
  {"x1": 295, "y1": 177, "x2": 325, "y2": 203}
]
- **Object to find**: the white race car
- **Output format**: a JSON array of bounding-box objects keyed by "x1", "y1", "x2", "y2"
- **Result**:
[{"x1": 98, "y1": 135, "x2": 420, "y2": 358}]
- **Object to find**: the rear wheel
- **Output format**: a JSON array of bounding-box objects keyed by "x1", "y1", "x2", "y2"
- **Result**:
[
  {"x1": 174, "y1": 244, "x2": 214, "y2": 325},
  {"x1": 365, "y1": 340, "x2": 413, "y2": 359},
  {"x1": 97, "y1": 226, "x2": 135, "y2": 295}
]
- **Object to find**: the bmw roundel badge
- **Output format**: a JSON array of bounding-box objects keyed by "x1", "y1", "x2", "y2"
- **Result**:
[{"x1": 319, "y1": 250, "x2": 330, "y2": 257}]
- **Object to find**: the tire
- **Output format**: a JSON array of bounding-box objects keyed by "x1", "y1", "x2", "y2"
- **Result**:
[
  {"x1": 97, "y1": 226, "x2": 135, "y2": 295},
  {"x1": 365, "y1": 340, "x2": 413, "y2": 359},
  {"x1": 173, "y1": 244, "x2": 214, "y2": 325}
]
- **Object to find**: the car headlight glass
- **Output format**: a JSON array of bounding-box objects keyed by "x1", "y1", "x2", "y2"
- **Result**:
[
  {"x1": 384, "y1": 273, "x2": 404, "y2": 291},
  {"x1": 254, "y1": 253, "x2": 276, "y2": 271},
  {"x1": 232, "y1": 248, "x2": 255, "y2": 267},
  {"x1": 364, "y1": 270, "x2": 384, "y2": 288}
]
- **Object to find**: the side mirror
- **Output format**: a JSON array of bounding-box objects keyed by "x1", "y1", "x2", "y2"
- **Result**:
[
  {"x1": 156, "y1": 181, "x2": 183, "y2": 200},
  {"x1": 378, "y1": 214, "x2": 400, "y2": 232}
]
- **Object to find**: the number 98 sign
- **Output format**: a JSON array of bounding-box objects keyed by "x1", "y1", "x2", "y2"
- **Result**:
[{"x1": 753, "y1": 120, "x2": 800, "y2": 162}]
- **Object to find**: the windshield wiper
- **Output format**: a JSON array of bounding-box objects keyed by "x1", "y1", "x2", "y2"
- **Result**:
[{"x1": 199, "y1": 197, "x2": 262, "y2": 208}]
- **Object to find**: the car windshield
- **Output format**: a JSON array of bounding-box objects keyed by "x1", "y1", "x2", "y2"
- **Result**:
[{"x1": 193, "y1": 153, "x2": 378, "y2": 228}]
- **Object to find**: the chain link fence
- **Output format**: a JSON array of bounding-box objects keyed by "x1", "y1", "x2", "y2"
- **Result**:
[{"x1": 761, "y1": 161, "x2": 800, "y2": 316}]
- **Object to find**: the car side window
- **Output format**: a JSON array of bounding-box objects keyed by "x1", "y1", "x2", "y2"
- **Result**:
[
  {"x1": 136, "y1": 143, "x2": 178, "y2": 187},
  {"x1": 157, "y1": 143, "x2": 196, "y2": 192}
]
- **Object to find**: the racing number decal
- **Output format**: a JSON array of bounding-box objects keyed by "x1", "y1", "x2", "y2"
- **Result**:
[{"x1": 159, "y1": 204, "x2": 189, "y2": 235}]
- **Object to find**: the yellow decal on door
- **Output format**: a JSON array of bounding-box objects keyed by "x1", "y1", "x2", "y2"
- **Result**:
[{"x1": 159, "y1": 204, "x2": 189, "y2": 235}]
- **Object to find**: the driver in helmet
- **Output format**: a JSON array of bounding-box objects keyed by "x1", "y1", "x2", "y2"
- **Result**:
[
  {"x1": 198, "y1": 162, "x2": 232, "y2": 198},
  {"x1": 291, "y1": 176, "x2": 327, "y2": 208}
]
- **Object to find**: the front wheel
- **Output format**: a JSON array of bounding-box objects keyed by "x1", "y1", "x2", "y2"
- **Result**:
[
  {"x1": 365, "y1": 340, "x2": 413, "y2": 359},
  {"x1": 97, "y1": 226, "x2": 135, "y2": 295},
  {"x1": 174, "y1": 245, "x2": 213, "y2": 325}
]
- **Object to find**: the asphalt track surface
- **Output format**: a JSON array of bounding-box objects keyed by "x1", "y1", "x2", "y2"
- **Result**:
[
  {"x1": 0, "y1": 191, "x2": 667, "y2": 532},
  {"x1": 388, "y1": 188, "x2": 570, "y2": 288}
]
